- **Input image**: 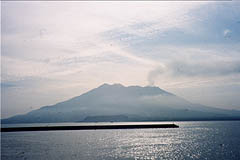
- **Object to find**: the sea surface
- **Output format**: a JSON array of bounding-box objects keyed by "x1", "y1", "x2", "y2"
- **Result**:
[{"x1": 1, "y1": 121, "x2": 240, "y2": 160}]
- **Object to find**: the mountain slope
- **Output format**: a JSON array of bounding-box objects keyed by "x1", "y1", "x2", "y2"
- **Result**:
[{"x1": 2, "y1": 83, "x2": 240, "y2": 123}]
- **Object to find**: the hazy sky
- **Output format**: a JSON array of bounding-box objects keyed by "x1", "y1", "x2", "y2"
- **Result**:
[{"x1": 1, "y1": 1, "x2": 240, "y2": 118}]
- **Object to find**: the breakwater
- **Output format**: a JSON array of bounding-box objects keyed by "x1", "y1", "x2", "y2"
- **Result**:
[{"x1": 1, "y1": 123, "x2": 179, "y2": 132}]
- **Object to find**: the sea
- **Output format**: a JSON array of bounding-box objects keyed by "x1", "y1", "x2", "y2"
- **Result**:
[{"x1": 1, "y1": 121, "x2": 240, "y2": 160}]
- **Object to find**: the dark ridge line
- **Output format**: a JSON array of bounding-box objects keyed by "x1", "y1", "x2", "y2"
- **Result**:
[{"x1": 1, "y1": 124, "x2": 179, "y2": 132}]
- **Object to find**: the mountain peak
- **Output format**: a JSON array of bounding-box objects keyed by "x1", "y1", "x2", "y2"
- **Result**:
[
  {"x1": 99, "y1": 83, "x2": 125, "y2": 88},
  {"x1": 97, "y1": 83, "x2": 173, "y2": 95}
]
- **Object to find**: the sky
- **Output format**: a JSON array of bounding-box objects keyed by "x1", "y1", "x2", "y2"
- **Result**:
[{"x1": 1, "y1": 1, "x2": 240, "y2": 118}]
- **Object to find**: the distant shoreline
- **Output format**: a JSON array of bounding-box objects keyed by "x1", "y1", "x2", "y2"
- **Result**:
[{"x1": 2, "y1": 117, "x2": 240, "y2": 125}]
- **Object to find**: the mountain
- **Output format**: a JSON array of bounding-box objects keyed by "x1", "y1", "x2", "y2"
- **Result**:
[{"x1": 2, "y1": 83, "x2": 240, "y2": 123}]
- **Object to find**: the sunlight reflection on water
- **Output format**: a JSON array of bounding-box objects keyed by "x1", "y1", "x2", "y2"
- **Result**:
[{"x1": 1, "y1": 121, "x2": 240, "y2": 160}]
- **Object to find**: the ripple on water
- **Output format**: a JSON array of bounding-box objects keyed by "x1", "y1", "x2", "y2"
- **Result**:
[{"x1": 1, "y1": 121, "x2": 240, "y2": 160}]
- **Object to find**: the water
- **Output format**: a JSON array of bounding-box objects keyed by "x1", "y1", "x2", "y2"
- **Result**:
[{"x1": 1, "y1": 121, "x2": 240, "y2": 160}]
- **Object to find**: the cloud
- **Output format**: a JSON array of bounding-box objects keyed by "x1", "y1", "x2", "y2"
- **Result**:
[
  {"x1": 1, "y1": 83, "x2": 17, "y2": 88},
  {"x1": 148, "y1": 60, "x2": 240, "y2": 85},
  {"x1": 223, "y1": 29, "x2": 232, "y2": 38},
  {"x1": 169, "y1": 60, "x2": 240, "y2": 77}
]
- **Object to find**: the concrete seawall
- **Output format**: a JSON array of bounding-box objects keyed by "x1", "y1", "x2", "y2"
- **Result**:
[{"x1": 1, "y1": 124, "x2": 179, "y2": 132}]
